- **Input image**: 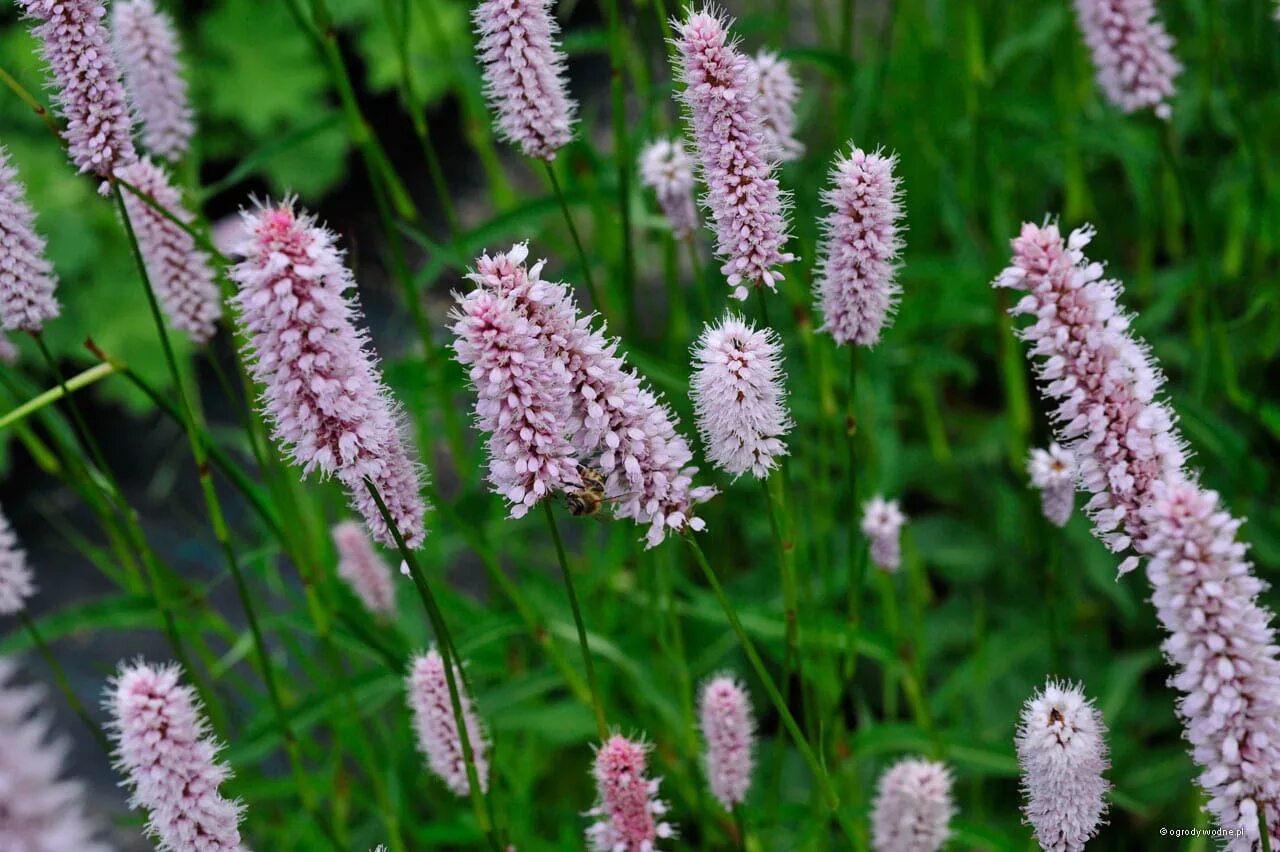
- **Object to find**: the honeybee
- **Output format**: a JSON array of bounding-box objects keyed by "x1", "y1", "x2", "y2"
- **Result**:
[{"x1": 565, "y1": 465, "x2": 609, "y2": 517}]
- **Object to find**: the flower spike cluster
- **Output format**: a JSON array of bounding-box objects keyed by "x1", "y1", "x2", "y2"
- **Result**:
[
  {"x1": 0, "y1": 657, "x2": 111, "y2": 852},
  {"x1": 0, "y1": 504, "x2": 36, "y2": 616},
  {"x1": 871, "y1": 757, "x2": 955, "y2": 852},
  {"x1": 1028, "y1": 444, "x2": 1076, "y2": 528},
  {"x1": 747, "y1": 50, "x2": 803, "y2": 161},
  {"x1": 861, "y1": 495, "x2": 906, "y2": 573},
  {"x1": 332, "y1": 521, "x2": 397, "y2": 617},
  {"x1": 118, "y1": 158, "x2": 222, "y2": 343},
  {"x1": 18, "y1": 0, "x2": 137, "y2": 180},
  {"x1": 406, "y1": 650, "x2": 489, "y2": 796},
  {"x1": 1015, "y1": 679, "x2": 1111, "y2": 851},
  {"x1": 690, "y1": 314, "x2": 792, "y2": 479},
  {"x1": 1074, "y1": 0, "x2": 1181, "y2": 119},
  {"x1": 674, "y1": 8, "x2": 795, "y2": 299},
  {"x1": 0, "y1": 147, "x2": 61, "y2": 334},
  {"x1": 462, "y1": 244, "x2": 715, "y2": 547},
  {"x1": 698, "y1": 675, "x2": 756, "y2": 810},
  {"x1": 586, "y1": 735, "x2": 676, "y2": 851},
  {"x1": 108, "y1": 660, "x2": 246, "y2": 851},
  {"x1": 229, "y1": 201, "x2": 429, "y2": 548},
  {"x1": 815, "y1": 145, "x2": 904, "y2": 347},
  {"x1": 638, "y1": 139, "x2": 699, "y2": 240},
  {"x1": 473, "y1": 0, "x2": 576, "y2": 160},
  {"x1": 112, "y1": 0, "x2": 195, "y2": 161}
]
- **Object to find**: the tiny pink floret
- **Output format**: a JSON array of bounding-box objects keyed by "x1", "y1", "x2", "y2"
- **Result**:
[
  {"x1": 698, "y1": 675, "x2": 756, "y2": 810},
  {"x1": 586, "y1": 735, "x2": 675, "y2": 851}
]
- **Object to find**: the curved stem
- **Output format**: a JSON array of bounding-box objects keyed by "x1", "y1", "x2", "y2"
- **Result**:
[
  {"x1": 545, "y1": 162, "x2": 605, "y2": 314},
  {"x1": 20, "y1": 612, "x2": 111, "y2": 754}
]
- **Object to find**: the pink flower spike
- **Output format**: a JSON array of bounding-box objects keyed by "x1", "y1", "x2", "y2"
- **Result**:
[
  {"x1": 107, "y1": 660, "x2": 245, "y2": 851},
  {"x1": 118, "y1": 157, "x2": 221, "y2": 343},
  {"x1": 815, "y1": 144, "x2": 904, "y2": 347},
  {"x1": 0, "y1": 504, "x2": 36, "y2": 615},
  {"x1": 673, "y1": 7, "x2": 795, "y2": 300},
  {"x1": 586, "y1": 735, "x2": 676, "y2": 851},
  {"x1": 1074, "y1": 0, "x2": 1181, "y2": 119},
  {"x1": 406, "y1": 650, "x2": 489, "y2": 797},
  {"x1": 861, "y1": 495, "x2": 906, "y2": 573},
  {"x1": 1028, "y1": 444, "x2": 1076, "y2": 528},
  {"x1": 473, "y1": 0, "x2": 576, "y2": 160},
  {"x1": 0, "y1": 657, "x2": 111, "y2": 852},
  {"x1": 229, "y1": 201, "x2": 429, "y2": 549},
  {"x1": 690, "y1": 314, "x2": 792, "y2": 479},
  {"x1": 638, "y1": 139, "x2": 699, "y2": 241},
  {"x1": 698, "y1": 675, "x2": 755, "y2": 810},
  {"x1": 871, "y1": 757, "x2": 955, "y2": 852},
  {"x1": 1016, "y1": 679, "x2": 1110, "y2": 852},
  {"x1": 0, "y1": 147, "x2": 61, "y2": 334},
  {"x1": 1140, "y1": 482, "x2": 1280, "y2": 849},
  {"x1": 17, "y1": 0, "x2": 137, "y2": 181},
  {"x1": 332, "y1": 521, "x2": 397, "y2": 617},
  {"x1": 111, "y1": 0, "x2": 195, "y2": 161},
  {"x1": 747, "y1": 50, "x2": 803, "y2": 162}
]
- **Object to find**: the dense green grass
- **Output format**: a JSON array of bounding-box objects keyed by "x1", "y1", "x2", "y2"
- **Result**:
[{"x1": 2, "y1": 0, "x2": 1279, "y2": 848}]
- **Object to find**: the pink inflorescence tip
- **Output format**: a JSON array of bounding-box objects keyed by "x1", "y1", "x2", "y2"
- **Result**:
[
  {"x1": 814, "y1": 144, "x2": 904, "y2": 348},
  {"x1": 674, "y1": 7, "x2": 795, "y2": 300},
  {"x1": 17, "y1": 0, "x2": 137, "y2": 180},
  {"x1": 747, "y1": 50, "x2": 803, "y2": 162},
  {"x1": 464, "y1": 244, "x2": 716, "y2": 547},
  {"x1": 698, "y1": 675, "x2": 756, "y2": 810},
  {"x1": 111, "y1": 0, "x2": 195, "y2": 162},
  {"x1": 473, "y1": 0, "x2": 576, "y2": 160},
  {"x1": 0, "y1": 503, "x2": 36, "y2": 616},
  {"x1": 1028, "y1": 443, "x2": 1076, "y2": 528},
  {"x1": 118, "y1": 157, "x2": 221, "y2": 343},
  {"x1": 0, "y1": 657, "x2": 111, "y2": 852},
  {"x1": 1140, "y1": 482, "x2": 1280, "y2": 849},
  {"x1": 1074, "y1": 0, "x2": 1181, "y2": 119},
  {"x1": 586, "y1": 735, "x2": 676, "y2": 851},
  {"x1": 861, "y1": 495, "x2": 906, "y2": 573},
  {"x1": 1016, "y1": 679, "x2": 1111, "y2": 852},
  {"x1": 871, "y1": 757, "x2": 956, "y2": 852},
  {"x1": 0, "y1": 147, "x2": 61, "y2": 334},
  {"x1": 332, "y1": 520, "x2": 398, "y2": 617},
  {"x1": 229, "y1": 201, "x2": 429, "y2": 549},
  {"x1": 690, "y1": 314, "x2": 792, "y2": 479},
  {"x1": 107, "y1": 660, "x2": 246, "y2": 851},
  {"x1": 406, "y1": 650, "x2": 489, "y2": 797},
  {"x1": 638, "y1": 139, "x2": 699, "y2": 241}
]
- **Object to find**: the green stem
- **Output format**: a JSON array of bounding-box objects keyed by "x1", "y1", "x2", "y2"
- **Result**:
[
  {"x1": 0, "y1": 64, "x2": 62, "y2": 141},
  {"x1": 1260, "y1": 803, "x2": 1273, "y2": 852},
  {"x1": 844, "y1": 345, "x2": 865, "y2": 682},
  {"x1": 545, "y1": 162, "x2": 605, "y2": 315},
  {"x1": 600, "y1": 0, "x2": 636, "y2": 333},
  {"x1": 761, "y1": 478, "x2": 800, "y2": 706},
  {"x1": 19, "y1": 612, "x2": 111, "y2": 754},
  {"x1": 0, "y1": 362, "x2": 116, "y2": 431}
]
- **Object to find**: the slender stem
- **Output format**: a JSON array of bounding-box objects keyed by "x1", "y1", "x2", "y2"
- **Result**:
[
  {"x1": 733, "y1": 806, "x2": 748, "y2": 851},
  {"x1": 0, "y1": 362, "x2": 116, "y2": 431},
  {"x1": 600, "y1": 0, "x2": 636, "y2": 333},
  {"x1": 1046, "y1": 525, "x2": 1063, "y2": 674},
  {"x1": 761, "y1": 478, "x2": 800, "y2": 707},
  {"x1": 542, "y1": 502, "x2": 609, "y2": 739},
  {"x1": 19, "y1": 612, "x2": 111, "y2": 754},
  {"x1": 545, "y1": 162, "x2": 605, "y2": 314},
  {"x1": 683, "y1": 534, "x2": 860, "y2": 848},
  {"x1": 0, "y1": 64, "x2": 62, "y2": 141},
  {"x1": 1260, "y1": 803, "x2": 1274, "y2": 852},
  {"x1": 844, "y1": 344, "x2": 865, "y2": 681}
]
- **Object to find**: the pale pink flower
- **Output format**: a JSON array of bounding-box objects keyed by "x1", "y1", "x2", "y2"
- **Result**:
[
  {"x1": 467, "y1": 244, "x2": 715, "y2": 547},
  {"x1": 473, "y1": 0, "x2": 576, "y2": 160},
  {"x1": 1074, "y1": 0, "x2": 1181, "y2": 119},
  {"x1": 0, "y1": 503, "x2": 36, "y2": 615},
  {"x1": 111, "y1": 0, "x2": 193, "y2": 161},
  {"x1": 861, "y1": 495, "x2": 906, "y2": 573},
  {"x1": 674, "y1": 8, "x2": 795, "y2": 300},
  {"x1": 0, "y1": 657, "x2": 111, "y2": 852},
  {"x1": 814, "y1": 145, "x2": 904, "y2": 347},
  {"x1": 1139, "y1": 482, "x2": 1280, "y2": 849},
  {"x1": 450, "y1": 285, "x2": 579, "y2": 518},
  {"x1": 118, "y1": 157, "x2": 221, "y2": 343},
  {"x1": 638, "y1": 139, "x2": 699, "y2": 240},
  {"x1": 17, "y1": 0, "x2": 137, "y2": 180},
  {"x1": 0, "y1": 146, "x2": 61, "y2": 334},
  {"x1": 871, "y1": 757, "x2": 955, "y2": 852},
  {"x1": 586, "y1": 735, "x2": 675, "y2": 851},
  {"x1": 747, "y1": 50, "x2": 803, "y2": 161},
  {"x1": 1028, "y1": 444, "x2": 1076, "y2": 528},
  {"x1": 690, "y1": 314, "x2": 791, "y2": 479},
  {"x1": 332, "y1": 520, "x2": 397, "y2": 617},
  {"x1": 994, "y1": 221, "x2": 1187, "y2": 574},
  {"x1": 229, "y1": 202, "x2": 429, "y2": 548},
  {"x1": 698, "y1": 675, "x2": 755, "y2": 810},
  {"x1": 0, "y1": 334, "x2": 18, "y2": 364},
  {"x1": 406, "y1": 650, "x2": 489, "y2": 797},
  {"x1": 107, "y1": 660, "x2": 245, "y2": 851},
  {"x1": 1016, "y1": 679, "x2": 1110, "y2": 851}
]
